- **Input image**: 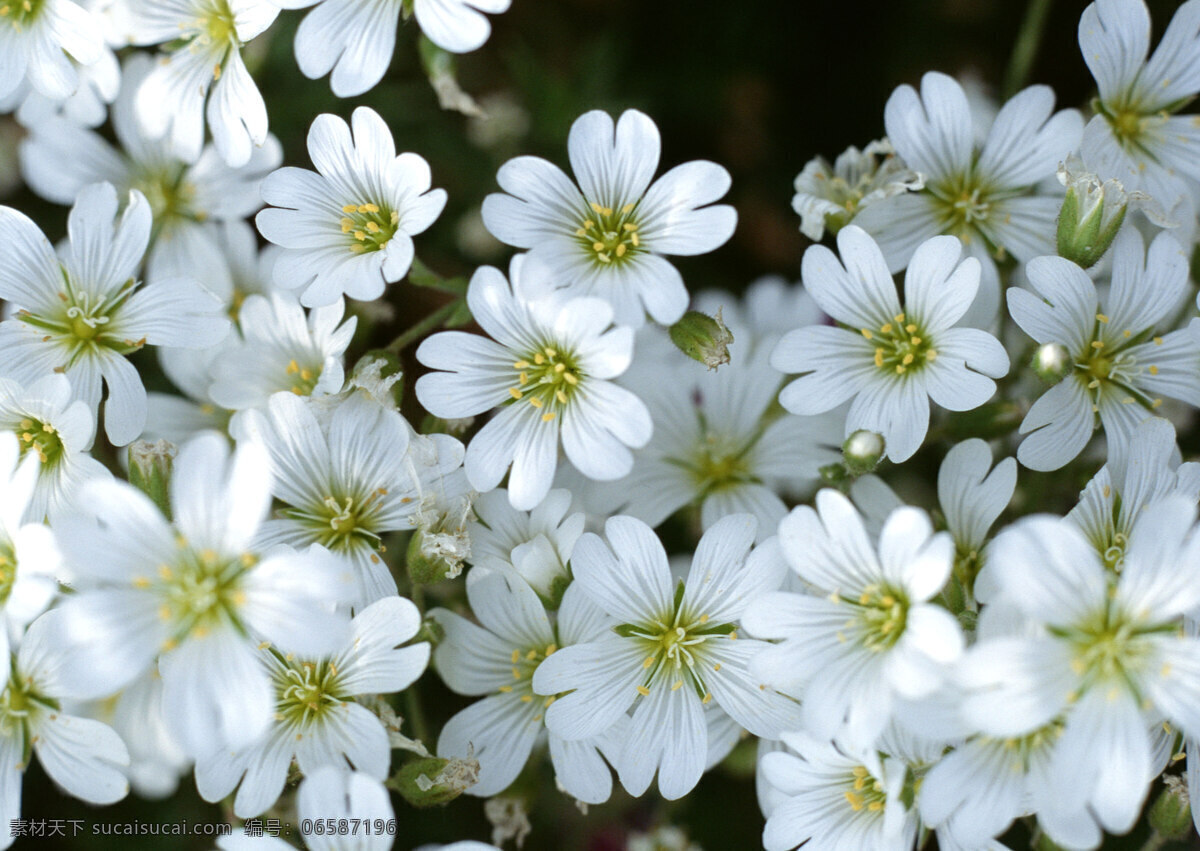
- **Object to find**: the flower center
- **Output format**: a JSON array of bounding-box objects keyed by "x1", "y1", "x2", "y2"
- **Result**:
[
  {"x1": 341, "y1": 202, "x2": 399, "y2": 254},
  {"x1": 994, "y1": 719, "x2": 1064, "y2": 771},
  {"x1": 279, "y1": 490, "x2": 389, "y2": 553},
  {"x1": 284, "y1": 358, "x2": 322, "y2": 396},
  {"x1": 843, "y1": 765, "x2": 888, "y2": 814},
  {"x1": 1075, "y1": 319, "x2": 1164, "y2": 413},
  {"x1": 928, "y1": 175, "x2": 1002, "y2": 247},
  {"x1": 199, "y1": 0, "x2": 237, "y2": 45},
  {"x1": 150, "y1": 544, "x2": 255, "y2": 645},
  {"x1": 617, "y1": 590, "x2": 736, "y2": 706},
  {"x1": 16, "y1": 276, "x2": 146, "y2": 363},
  {"x1": 0, "y1": 0, "x2": 44, "y2": 29},
  {"x1": 841, "y1": 583, "x2": 908, "y2": 652},
  {"x1": 15, "y1": 417, "x2": 64, "y2": 468},
  {"x1": 275, "y1": 659, "x2": 344, "y2": 727},
  {"x1": 861, "y1": 312, "x2": 937, "y2": 376},
  {"x1": 576, "y1": 202, "x2": 641, "y2": 265},
  {"x1": 1053, "y1": 604, "x2": 1170, "y2": 696},
  {"x1": 133, "y1": 168, "x2": 201, "y2": 228},
  {"x1": 499, "y1": 643, "x2": 558, "y2": 723},
  {"x1": 508, "y1": 344, "x2": 582, "y2": 423},
  {"x1": 0, "y1": 540, "x2": 16, "y2": 607},
  {"x1": 686, "y1": 433, "x2": 756, "y2": 496}
]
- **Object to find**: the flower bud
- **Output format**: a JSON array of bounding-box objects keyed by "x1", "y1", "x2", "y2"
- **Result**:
[
  {"x1": 843, "y1": 430, "x2": 885, "y2": 474},
  {"x1": 391, "y1": 755, "x2": 479, "y2": 808},
  {"x1": 1056, "y1": 168, "x2": 1127, "y2": 268},
  {"x1": 1031, "y1": 343, "x2": 1071, "y2": 384},
  {"x1": 1148, "y1": 775, "x2": 1192, "y2": 840},
  {"x1": 669, "y1": 308, "x2": 734, "y2": 370},
  {"x1": 128, "y1": 439, "x2": 176, "y2": 520}
]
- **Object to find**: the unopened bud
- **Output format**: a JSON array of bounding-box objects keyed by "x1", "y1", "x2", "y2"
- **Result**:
[
  {"x1": 1056, "y1": 170, "x2": 1125, "y2": 269},
  {"x1": 1148, "y1": 775, "x2": 1192, "y2": 840},
  {"x1": 669, "y1": 308, "x2": 734, "y2": 370},
  {"x1": 1031, "y1": 343, "x2": 1071, "y2": 383},
  {"x1": 128, "y1": 439, "x2": 176, "y2": 520},
  {"x1": 843, "y1": 430, "x2": 885, "y2": 474},
  {"x1": 391, "y1": 755, "x2": 479, "y2": 808}
]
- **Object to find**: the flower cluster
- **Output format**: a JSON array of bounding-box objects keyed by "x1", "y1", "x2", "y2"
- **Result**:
[{"x1": 4, "y1": 0, "x2": 1200, "y2": 849}]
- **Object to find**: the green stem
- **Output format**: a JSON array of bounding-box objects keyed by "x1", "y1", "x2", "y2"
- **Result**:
[
  {"x1": 1137, "y1": 833, "x2": 1167, "y2": 851},
  {"x1": 404, "y1": 681, "x2": 432, "y2": 746},
  {"x1": 385, "y1": 298, "x2": 462, "y2": 354},
  {"x1": 1003, "y1": 0, "x2": 1054, "y2": 99}
]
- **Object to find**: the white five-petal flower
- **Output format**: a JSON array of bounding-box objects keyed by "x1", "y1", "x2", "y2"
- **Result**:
[
  {"x1": 773, "y1": 227, "x2": 1009, "y2": 463},
  {"x1": 257, "y1": 106, "x2": 447, "y2": 308},
  {"x1": 482, "y1": 109, "x2": 736, "y2": 327}
]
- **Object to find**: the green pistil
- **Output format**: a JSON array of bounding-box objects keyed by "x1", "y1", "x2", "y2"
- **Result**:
[
  {"x1": 133, "y1": 168, "x2": 201, "y2": 228},
  {"x1": 284, "y1": 358, "x2": 322, "y2": 396},
  {"x1": 155, "y1": 544, "x2": 255, "y2": 644},
  {"x1": 1051, "y1": 604, "x2": 1176, "y2": 697},
  {"x1": 202, "y1": 0, "x2": 237, "y2": 44},
  {"x1": 0, "y1": 539, "x2": 15, "y2": 607},
  {"x1": 576, "y1": 201, "x2": 642, "y2": 266},
  {"x1": 843, "y1": 583, "x2": 908, "y2": 652},
  {"x1": 340, "y1": 202, "x2": 400, "y2": 254},
  {"x1": 996, "y1": 720, "x2": 1064, "y2": 771},
  {"x1": 15, "y1": 417, "x2": 64, "y2": 469},
  {"x1": 0, "y1": 0, "x2": 45, "y2": 29},
  {"x1": 16, "y1": 274, "x2": 145, "y2": 363},
  {"x1": 278, "y1": 489, "x2": 389, "y2": 553},
  {"x1": 275, "y1": 659, "x2": 344, "y2": 726},
  {"x1": 616, "y1": 585, "x2": 736, "y2": 706},
  {"x1": 497, "y1": 643, "x2": 560, "y2": 722},
  {"x1": 1075, "y1": 320, "x2": 1164, "y2": 413},
  {"x1": 686, "y1": 436, "x2": 756, "y2": 496},
  {"x1": 507, "y1": 344, "x2": 583, "y2": 422},
  {"x1": 861, "y1": 311, "x2": 937, "y2": 377}
]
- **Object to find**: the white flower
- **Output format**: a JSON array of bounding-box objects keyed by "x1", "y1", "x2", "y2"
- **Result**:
[
  {"x1": 0, "y1": 433, "x2": 59, "y2": 672},
  {"x1": 99, "y1": 670, "x2": 191, "y2": 799},
  {"x1": 962, "y1": 499, "x2": 1200, "y2": 843},
  {"x1": 792, "y1": 139, "x2": 924, "y2": 242},
  {"x1": 744, "y1": 489, "x2": 963, "y2": 750},
  {"x1": 854, "y1": 72, "x2": 1082, "y2": 322},
  {"x1": 0, "y1": 610, "x2": 130, "y2": 851},
  {"x1": 208, "y1": 292, "x2": 357, "y2": 412},
  {"x1": 431, "y1": 567, "x2": 622, "y2": 803},
  {"x1": 19, "y1": 54, "x2": 283, "y2": 287},
  {"x1": 936, "y1": 438, "x2": 1016, "y2": 600},
  {"x1": 2, "y1": 0, "x2": 119, "y2": 129},
  {"x1": 123, "y1": 0, "x2": 279, "y2": 166},
  {"x1": 0, "y1": 182, "x2": 230, "y2": 446},
  {"x1": 0, "y1": 0, "x2": 105, "y2": 104},
  {"x1": 758, "y1": 731, "x2": 914, "y2": 851},
  {"x1": 586, "y1": 320, "x2": 842, "y2": 539},
  {"x1": 481, "y1": 109, "x2": 736, "y2": 327},
  {"x1": 296, "y1": 768, "x2": 395, "y2": 851},
  {"x1": 467, "y1": 487, "x2": 583, "y2": 601},
  {"x1": 241, "y1": 391, "x2": 465, "y2": 606},
  {"x1": 273, "y1": 0, "x2": 510, "y2": 98},
  {"x1": 1079, "y1": 0, "x2": 1200, "y2": 212},
  {"x1": 533, "y1": 514, "x2": 801, "y2": 800},
  {"x1": 0, "y1": 374, "x2": 110, "y2": 523},
  {"x1": 196, "y1": 596, "x2": 428, "y2": 817},
  {"x1": 1007, "y1": 228, "x2": 1197, "y2": 472},
  {"x1": 415, "y1": 256, "x2": 652, "y2": 511},
  {"x1": 53, "y1": 432, "x2": 354, "y2": 757},
  {"x1": 257, "y1": 106, "x2": 447, "y2": 308},
  {"x1": 772, "y1": 227, "x2": 1009, "y2": 463},
  {"x1": 1065, "y1": 417, "x2": 1200, "y2": 573}
]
